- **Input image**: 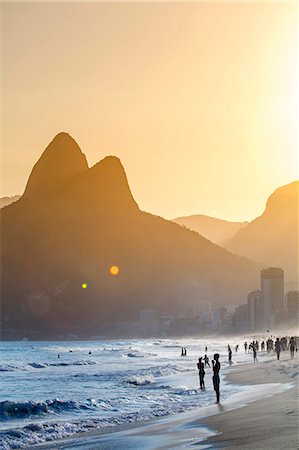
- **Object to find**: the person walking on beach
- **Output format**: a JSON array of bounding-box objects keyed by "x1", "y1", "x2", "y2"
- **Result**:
[
  {"x1": 197, "y1": 357, "x2": 205, "y2": 389},
  {"x1": 253, "y1": 344, "x2": 258, "y2": 362},
  {"x1": 289, "y1": 337, "x2": 296, "y2": 359},
  {"x1": 204, "y1": 354, "x2": 210, "y2": 368},
  {"x1": 212, "y1": 353, "x2": 221, "y2": 404},
  {"x1": 244, "y1": 342, "x2": 248, "y2": 353},
  {"x1": 228, "y1": 345, "x2": 232, "y2": 366},
  {"x1": 275, "y1": 338, "x2": 281, "y2": 360}
]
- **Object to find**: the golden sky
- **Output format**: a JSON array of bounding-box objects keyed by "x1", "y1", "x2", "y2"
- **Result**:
[{"x1": 1, "y1": 2, "x2": 298, "y2": 221}]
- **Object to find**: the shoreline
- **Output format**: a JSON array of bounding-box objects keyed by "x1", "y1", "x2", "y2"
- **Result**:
[
  {"x1": 201, "y1": 353, "x2": 298, "y2": 449},
  {"x1": 34, "y1": 352, "x2": 298, "y2": 449}
]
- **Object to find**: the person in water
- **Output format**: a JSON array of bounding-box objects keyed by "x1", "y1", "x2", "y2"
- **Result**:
[
  {"x1": 228, "y1": 345, "x2": 232, "y2": 366},
  {"x1": 204, "y1": 354, "x2": 210, "y2": 367},
  {"x1": 212, "y1": 353, "x2": 221, "y2": 404},
  {"x1": 197, "y1": 357, "x2": 205, "y2": 389}
]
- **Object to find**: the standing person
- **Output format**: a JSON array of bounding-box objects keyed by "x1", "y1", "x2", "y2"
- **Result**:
[
  {"x1": 289, "y1": 337, "x2": 296, "y2": 359},
  {"x1": 181, "y1": 348, "x2": 184, "y2": 357},
  {"x1": 253, "y1": 344, "x2": 258, "y2": 362},
  {"x1": 184, "y1": 347, "x2": 187, "y2": 356},
  {"x1": 197, "y1": 358, "x2": 205, "y2": 389},
  {"x1": 205, "y1": 346, "x2": 208, "y2": 352},
  {"x1": 275, "y1": 338, "x2": 281, "y2": 360},
  {"x1": 235, "y1": 345, "x2": 239, "y2": 352},
  {"x1": 204, "y1": 354, "x2": 210, "y2": 367},
  {"x1": 244, "y1": 342, "x2": 248, "y2": 353},
  {"x1": 212, "y1": 353, "x2": 221, "y2": 404},
  {"x1": 228, "y1": 345, "x2": 232, "y2": 366}
]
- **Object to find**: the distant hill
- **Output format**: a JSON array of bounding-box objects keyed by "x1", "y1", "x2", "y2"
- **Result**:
[
  {"x1": 225, "y1": 181, "x2": 299, "y2": 288},
  {"x1": 173, "y1": 215, "x2": 248, "y2": 245},
  {"x1": 0, "y1": 195, "x2": 21, "y2": 208},
  {"x1": 1, "y1": 133, "x2": 259, "y2": 339}
]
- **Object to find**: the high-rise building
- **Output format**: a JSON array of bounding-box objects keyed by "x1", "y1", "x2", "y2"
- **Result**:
[
  {"x1": 139, "y1": 309, "x2": 157, "y2": 333},
  {"x1": 286, "y1": 291, "x2": 299, "y2": 319},
  {"x1": 233, "y1": 304, "x2": 248, "y2": 332},
  {"x1": 247, "y1": 290, "x2": 262, "y2": 331},
  {"x1": 261, "y1": 267, "x2": 284, "y2": 328}
]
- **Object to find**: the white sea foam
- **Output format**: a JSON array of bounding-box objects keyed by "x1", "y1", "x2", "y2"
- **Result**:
[{"x1": 0, "y1": 337, "x2": 251, "y2": 449}]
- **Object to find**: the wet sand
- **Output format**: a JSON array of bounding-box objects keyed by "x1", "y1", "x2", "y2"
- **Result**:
[{"x1": 201, "y1": 353, "x2": 299, "y2": 449}]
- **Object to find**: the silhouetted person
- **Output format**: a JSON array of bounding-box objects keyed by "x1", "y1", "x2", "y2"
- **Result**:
[
  {"x1": 289, "y1": 337, "x2": 296, "y2": 359},
  {"x1": 235, "y1": 345, "x2": 239, "y2": 352},
  {"x1": 205, "y1": 346, "x2": 208, "y2": 352},
  {"x1": 228, "y1": 345, "x2": 232, "y2": 366},
  {"x1": 57, "y1": 354, "x2": 60, "y2": 358},
  {"x1": 181, "y1": 347, "x2": 184, "y2": 357},
  {"x1": 244, "y1": 342, "x2": 248, "y2": 353},
  {"x1": 212, "y1": 353, "x2": 221, "y2": 403},
  {"x1": 261, "y1": 341, "x2": 265, "y2": 351},
  {"x1": 275, "y1": 338, "x2": 281, "y2": 360},
  {"x1": 197, "y1": 358, "x2": 205, "y2": 389},
  {"x1": 204, "y1": 354, "x2": 210, "y2": 367},
  {"x1": 253, "y1": 345, "x2": 258, "y2": 362},
  {"x1": 184, "y1": 348, "x2": 187, "y2": 356},
  {"x1": 89, "y1": 351, "x2": 91, "y2": 355}
]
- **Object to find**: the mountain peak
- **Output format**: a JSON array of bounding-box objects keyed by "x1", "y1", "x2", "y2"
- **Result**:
[
  {"x1": 23, "y1": 132, "x2": 88, "y2": 199},
  {"x1": 264, "y1": 180, "x2": 299, "y2": 216},
  {"x1": 80, "y1": 155, "x2": 139, "y2": 212}
]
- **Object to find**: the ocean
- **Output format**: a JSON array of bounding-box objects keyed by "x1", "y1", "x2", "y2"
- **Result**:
[{"x1": 0, "y1": 337, "x2": 249, "y2": 449}]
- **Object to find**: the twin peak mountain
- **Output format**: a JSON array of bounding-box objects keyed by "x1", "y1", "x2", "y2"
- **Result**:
[{"x1": 1, "y1": 133, "x2": 263, "y2": 338}]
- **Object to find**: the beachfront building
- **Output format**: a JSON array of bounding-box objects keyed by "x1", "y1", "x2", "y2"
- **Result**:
[
  {"x1": 232, "y1": 304, "x2": 248, "y2": 333},
  {"x1": 247, "y1": 290, "x2": 262, "y2": 331},
  {"x1": 139, "y1": 309, "x2": 158, "y2": 333},
  {"x1": 261, "y1": 267, "x2": 284, "y2": 328},
  {"x1": 286, "y1": 290, "x2": 299, "y2": 323}
]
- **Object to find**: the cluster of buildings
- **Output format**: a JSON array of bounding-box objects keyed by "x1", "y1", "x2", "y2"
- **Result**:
[
  {"x1": 247, "y1": 267, "x2": 298, "y2": 331},
  {"x1": 115, "y1": 267, "x2": 298, "y2": 337}
]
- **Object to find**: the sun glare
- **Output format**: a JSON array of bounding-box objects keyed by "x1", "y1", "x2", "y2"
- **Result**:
[{"x1": 109, "y1": 265, "x2": 120, "y2": 276}]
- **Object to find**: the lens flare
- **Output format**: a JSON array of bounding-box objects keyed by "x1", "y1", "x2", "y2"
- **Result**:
[
  {"x1": 109, "y1": 265, "x2": 120, "y2": 276},
  {"x1": 81, "y1": 283, "x2": 88, "y2": 289}
]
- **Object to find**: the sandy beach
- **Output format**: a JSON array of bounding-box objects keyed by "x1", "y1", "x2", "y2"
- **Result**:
[{"x1": 35, "y1": 351, "x2": 298, "y2": 450}]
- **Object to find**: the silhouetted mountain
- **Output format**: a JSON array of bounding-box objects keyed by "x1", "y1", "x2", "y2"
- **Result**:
[
  {"x1": 1, "y1": 133, "x2": 259, "y2": 338},
  {"x1": 225, "y1": 181, "x2": 299, "y2": 288},
  {"x1": 0, "y1": 195, "x2": 21, "y2": 209},
  {"x1": 173, "y1": 215, "x2": 248, "y2": 245}
]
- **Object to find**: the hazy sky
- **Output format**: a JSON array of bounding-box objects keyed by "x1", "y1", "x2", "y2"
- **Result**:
[{"x1": 1, "y1": 2, "x2": 298, "y2": 221}]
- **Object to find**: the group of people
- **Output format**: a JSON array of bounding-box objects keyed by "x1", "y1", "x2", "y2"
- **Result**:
[
  {"x1": 197, "y1": 353, "x2": 221, "y2": 403},
  {"x1": 180, "y1": 347, "x2": 187, "y2": 356},
  {"x1": 194, "y1": 335, "x2": 298, "y2": 404},
  {"x1": 244, "y1": 335, "x2": 298, "y2": 361}
]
